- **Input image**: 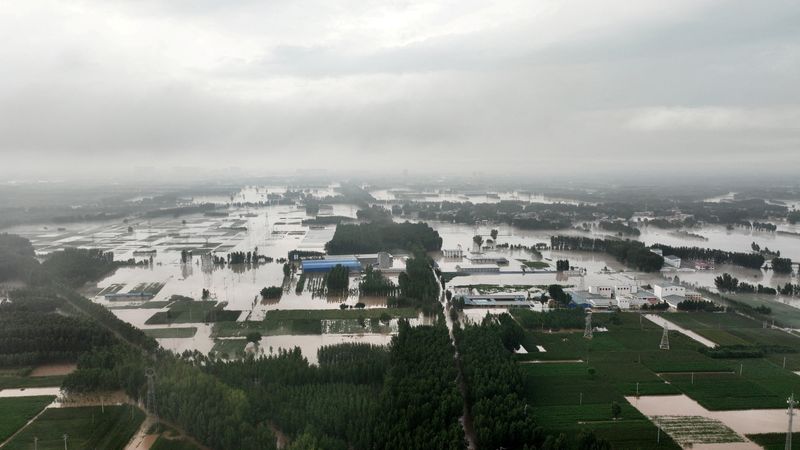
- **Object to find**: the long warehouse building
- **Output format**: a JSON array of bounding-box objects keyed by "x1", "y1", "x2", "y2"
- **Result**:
[{"x1": 300, "y1": 258, "x2": 362, "y2": 273}]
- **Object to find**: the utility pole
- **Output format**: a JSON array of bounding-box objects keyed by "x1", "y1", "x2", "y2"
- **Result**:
[
  {"x1": 63, "y1": 434, "x2": 68, "y2": 450},
  {"x1": 34, "y1": 437, "x2": 38, "y2": 450},
  {"x1": 787, "y1": 393, "x2": 796, "y2": 450}
]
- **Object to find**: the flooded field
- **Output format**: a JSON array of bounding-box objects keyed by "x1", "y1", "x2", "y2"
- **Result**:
[{"x1": 5, "y1": 183, "x2": 800, "y2": 363}]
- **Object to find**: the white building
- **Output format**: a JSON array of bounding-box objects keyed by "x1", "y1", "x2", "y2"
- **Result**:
[
  {"x1": 588, "y1": 284, "x2": 637, "y2": 298},
  {"x1": 613, "y1": 284, "x2": 638, "y2": 296},
  {"x1": 615, "y1": 297, "x2": 631, "y2": 309},
  {"x1": 651, "y1": 248, "x2": 663, "y2": 256},
  {"x1": 685, "y1": 291, "x2": 704, "y2": 301},
  {"x1": 442, "y1": 248, "x2": 463, "y2": 258},
  {"x1": 588, "y1": 286, "x2": 614, "y2": 298},
  {"x1": 624, "y1": 290, "x2": 660, "y2": 308},
  {"x1": 653, "y1": 283, "x2": 685, "y2": 300},
  {"x1": 461, "y1": 292, "x2": 529, "y2": 306}
]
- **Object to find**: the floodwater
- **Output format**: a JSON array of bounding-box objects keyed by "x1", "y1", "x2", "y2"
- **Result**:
[
  {"x1": 643, "y1": 314, "x2": 718, "y2": 348},
  {"x1": 0, "y1": 387, "x2": 62, "y2": 398},
  {"x1": 5, "y1": 196, "x2": 403, "y2": 358},
  {"x1": 6, "y1": 183, "x2": 800, "y2": 360},
  {"x1": 627, "y1": 394, "x2": 792, "y2": 449}
]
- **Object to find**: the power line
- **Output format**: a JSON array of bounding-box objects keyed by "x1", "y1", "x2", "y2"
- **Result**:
[
  {"x1": 584, "y1": 312, "x2": 593, "y2": 339},
  {"x1": 659, "y1": 325, "x2": 670, "y2": 350},
  {"x1": 787, "y1": 393, "x2": 796, "y2": 450}
]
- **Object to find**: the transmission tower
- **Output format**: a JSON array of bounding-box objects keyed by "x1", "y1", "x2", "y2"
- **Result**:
[
  {"x1": 145, "y1": 368, "x2": 159, "y2": 431},
  {"x1": 660, "y1": 325, "x2": 670, "y2": 350},
  {"x1": 787, "y1": 393, "x2": 797, "y2": 450},
  {"x1": 584, "y1": 312, "x2": 593, "y2": 339}
]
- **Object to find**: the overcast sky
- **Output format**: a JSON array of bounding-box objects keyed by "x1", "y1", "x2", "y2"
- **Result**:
[{"x1": 1, "y1": 0, "x2": 798, "y2": 180}]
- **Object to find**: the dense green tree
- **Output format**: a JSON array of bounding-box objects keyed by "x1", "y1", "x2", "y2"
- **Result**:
[
  {"x1": 326, "y1": 222, "x2": 442, "y2": 254},
  {"x1": 548, "y1": 285, "x2": 572, "y2": 306},
  {"x1": 772, "y1": 257, "x2": 793, "y2": 273},
  {"x1": 325, "y1": 265, "x2": 350, "y2": 292}
]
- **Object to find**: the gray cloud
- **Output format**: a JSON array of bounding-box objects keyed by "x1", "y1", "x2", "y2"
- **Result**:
[{"x1": 0, "y1": 0, "x2": 798, "y2": 179}]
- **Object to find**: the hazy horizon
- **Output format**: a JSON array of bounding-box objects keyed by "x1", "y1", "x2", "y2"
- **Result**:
[{"x1": 1, "y1": 0, "x2": 799, "y2": 179}]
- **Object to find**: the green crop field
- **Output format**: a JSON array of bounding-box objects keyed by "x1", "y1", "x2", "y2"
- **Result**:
[
  {"x1": 747, "y1": 433, "x2": 800, "y2": 450},
  {"x1": 108, "y1": 300, "x2": 171, "y2": 310},
  {"x1": 0, "y1": 396, "x2": 55, "y2": 442},
  {"x1": 0, "y1": 375, "x2": 65, "y2": 390},
  {"x1": 213, "y1": 307, "x2": 417, "y2": 337},
  {"x1": 531, "y1": 403, "x2": 680, "y2": 449},
  {"x1": 151, "y1": 436, "x2": 202, "y2": 450},
  {"x1": 520, "y1": 260, "x2": 550, "y2": 269},
  {"x1": 143, "y1": 327, "x2": 198, "y2": 338},
  {"x1": 211, "y1": 339, "x2": 247, "y2": 357},
  {"x1": 145, "y1": 300, "x2": 241, "y2": 324},
  {"x1": 701, "y1": 290, "x2": 800, "y2": 329},
  {"x1": 518, "y1": 311, "x2": 800, "y2": 446},
  {"x1": 3, "y1": 405, "x2": 144, "y2": 450}
]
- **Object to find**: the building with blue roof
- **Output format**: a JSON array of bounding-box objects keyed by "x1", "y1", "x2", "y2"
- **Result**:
[{"x1": 300, "y1": 258, "x2": 362, "y2": 273}]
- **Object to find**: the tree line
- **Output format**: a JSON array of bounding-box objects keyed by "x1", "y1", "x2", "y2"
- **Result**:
[
  {"x1": 358, "y1": 266, "x2": 398, "y2": 296},
  {"x1": 550, "y1": 236, "x2": 664, "y2": 272},
  {"x1": 714, "y1": 272, "x2": 777, "y2": 295},
  {"x1": 454, "y1": 317, "x2": 540, "y2": 450},
  {"x1": 651, "y1": 243, "x2": 765, "y2": 269},
  {"x1": 325, "y1": 221, "x2": 443, "y2": 254}
]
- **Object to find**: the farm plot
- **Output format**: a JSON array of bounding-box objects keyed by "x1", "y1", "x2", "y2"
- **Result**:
[
  {"x1": 0, "y1": 396, "x2": 55, "y2": 442},
  {"x1": 521, "y1": 363, "x2": 680, "y2": 449},
  {"x1": 653, "y1": 415, "x2": 744, "y2": 445},
  {"x1": 143, "y1": 327, "x2": 198, "y2": 338},
  {"x1": 2, "y1": 405, "x2": 144, "y2": 450},
  {"x1": 145, "y1": 299, "x2": 241, "y2": 324}
]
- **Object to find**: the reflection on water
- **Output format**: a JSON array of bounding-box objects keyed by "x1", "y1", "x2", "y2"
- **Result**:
[{"x1": 254, "y1": 334, "x2": 394, "y2": 365}]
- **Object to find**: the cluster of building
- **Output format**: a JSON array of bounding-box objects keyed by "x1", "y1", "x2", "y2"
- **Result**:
[
  {"x1": 451, "y1": 253, "x2": 525, "y2": 274},
  {"x1": 569, "y1": 282, "x2": 703, "y2": 310}
]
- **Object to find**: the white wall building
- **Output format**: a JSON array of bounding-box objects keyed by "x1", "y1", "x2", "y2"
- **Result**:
[
  {"x1": 653, "y1": 283, "x2": 685, "y2": 300},
  {"x1": 615, "y1": 297, "x2": 631, "y2": 309},
  {"x1": 588, "y1": 286, "x2": 614, "y2": 298},
  {"x1": 442, "y1": 248, "x2": 463, "y2": 258},
  {"x1": 613, "y1": 284, "x2": 638, "y2": 296},
  {"x1": 588, "y1": 284, "x2": 638, "y2": 298}
]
